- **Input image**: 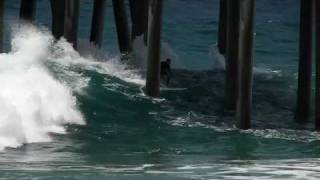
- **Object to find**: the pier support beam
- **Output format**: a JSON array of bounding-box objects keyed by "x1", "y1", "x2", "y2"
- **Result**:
[
  {"x1": 90, "y1": 0, "x2": 106, "y2": 47},
  {"x1": 129, "y1": 0, "x2": 149, "y2": 44},
  {"x1": 20, "y1": 0, "x2": 37, "y2": 21},
  {"x1": 0, "y1": 0, "x2": 4, "y2": 52},
  {"x1": 50, "y1": 0, "x2": 65, "y2": 39},
  {"x1": 64, "y1": 0, "x2": 80, "y2": 49},
  {"x1": 218, "y1": 0, "x2": 227, "y2": 55},
  {"x1": 315, "y1": 0, "x2": 320, "y2": 130},
  {"x1": 296, "y1": 0, "x2": 314, "y2": 122},
  {"x1": 225, "y1": 0, "x2": 240, "y2": 110},
  {"x1": 112, "y1": 0, "x2": 131, "y2": 54},
  {"x1": 236, "y1": 0, "x2": 256, "y2": 130},
  {"x1": 145, "y1": 0, "x2": 163, "y2": 97}
]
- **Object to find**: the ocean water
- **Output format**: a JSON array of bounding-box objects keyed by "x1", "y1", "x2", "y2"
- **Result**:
[{"x1": 1, "y1": 0, "x2": 320, "y2": 180}]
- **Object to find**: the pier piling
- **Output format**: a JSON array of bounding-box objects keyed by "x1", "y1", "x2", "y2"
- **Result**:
[
  {"x1": 315, "y1": 0, "x2": 320, "y2": 130},
  {"x1": 218, "y1": 0, "x2": 227, "y2": 55},
  {"x1": 296, "y1": 0, "x2": 314, "y2": 122},
  {"x1": 90, "y1": 0, "x2": 106, "y2": 47},
  {"x1": 0, "y1": 0, "x2": 4, "y2": 52},
  {"x1": 64, "y1": 0, "x2": 80, "y2": 49},
  {"x1": 236, "y1": 0, "x2": 256, "y2": 130},
  {"x1": 112, "y1": 0, "x2": 131, "y2": 54},
  {"x1": 129, "y1": 0, "x2": 149, "y2": 44},
  {"x1": 20, "y1": 0, "x2": 36, "y2": 21},
  {"x1": 50, "y1": 0, "x2": 65, "y2": 39},
  {"x1": 145, "y1": 0, "x2": 163, "y2": 97},
  {"x1": 225, "y1": 0, "x2": 240, "y2": 110}
]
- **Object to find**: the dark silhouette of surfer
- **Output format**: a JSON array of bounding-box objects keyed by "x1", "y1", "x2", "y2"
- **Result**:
[{"x1": 161, "y1": 58, "x2": 172, "y2": 86}]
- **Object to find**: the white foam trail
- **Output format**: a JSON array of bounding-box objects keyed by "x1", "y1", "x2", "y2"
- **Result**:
[
  {"x1": 0, "y1": 24, "x2": 84, "y2": 151},
  {"x1": 162, "y1": 110, "x2": 320, "y2": 143},
  {"x1": 243, "y1": 129, "x2": 320, "y2": 143}
]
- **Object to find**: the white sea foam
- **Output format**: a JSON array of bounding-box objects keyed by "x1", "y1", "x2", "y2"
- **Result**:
[
  {"x1": 171, "y1": 159, "x2": 320, "y2": 179},
  {"x1": 131, "y1": 35, "x2": 148, "y2": 70},
  {"x1": 0, "y1": 23, "x2": 150, "y2": 151},
  {"x1": 131, "y1": 35, "x2": 183, "y2": 70},
  {"x1": 0, "y1": 25, "x2": 85, "y2": 151},
  {"x1": 50, "y1": 38, "x2": 145, "y2": 86},
  {"x1": 243, "y1": 129, "x2": 320, "y2": 143}
]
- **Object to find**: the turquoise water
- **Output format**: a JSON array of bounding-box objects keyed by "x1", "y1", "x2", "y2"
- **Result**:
[{"x1": 1, "y1": 0, "x2": 320, "y2": 180}]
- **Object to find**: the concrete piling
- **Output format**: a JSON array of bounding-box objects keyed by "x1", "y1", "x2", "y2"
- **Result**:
[
  {"x1": 225, "y1": 0, "x2": 240, "y2": 110},
  {"x1": 145, "y1": 0, "x2": 163, "y2": 97},
  {"x1": 20, "y1": 0, "x2": 36, "y2": 21},
  {"x1": 90, "y1": 0, "x2": 106, "y2": 47},
  {"x1": 315, "y1": 0, "x2": 320, "y2": 130},
  {"x1": 112, "y1": 0, "x2": 131, "y2": 54},
  {"x1": 236, "y1": 0, "x2": 256, "y2": 130},
  {"x1": 50, "y1": 0, "x2": 65, "y2": 39},
  {"x1": 218, "y1": 0, "x2": 227, "y2": 55},
  {"x1": 64, "y1": 0, "x2": 80, "y2": 49},
  {"x1": 296, "y1": 0, "x2": 314, "y2": 122},
  {"x1": 129, "y1": 0, "x2": 149, "y2": 44}
]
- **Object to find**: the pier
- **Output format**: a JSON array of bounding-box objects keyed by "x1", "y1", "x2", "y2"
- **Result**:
[{"x1": 0, "y1": 0, "x2": 318, "y2": 130}]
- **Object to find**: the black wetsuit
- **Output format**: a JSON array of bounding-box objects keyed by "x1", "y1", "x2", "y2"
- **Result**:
[{"x1": 161, "y1": 61, "x2": 171, "y2": 85}]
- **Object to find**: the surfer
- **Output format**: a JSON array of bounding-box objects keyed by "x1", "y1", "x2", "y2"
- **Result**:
[{"x1": 161, "y1": 58, "x2": 172, "y2": 86}]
